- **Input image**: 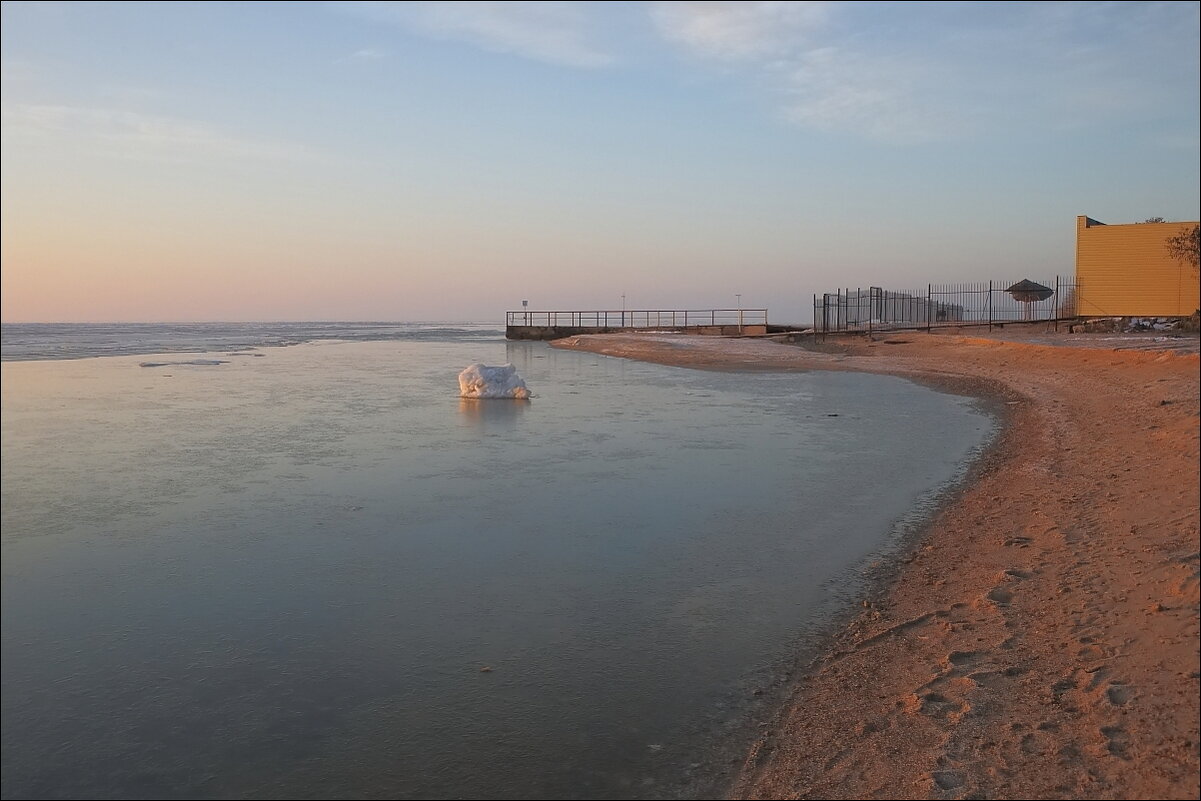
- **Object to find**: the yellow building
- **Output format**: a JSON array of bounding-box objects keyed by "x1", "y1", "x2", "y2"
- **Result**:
[{"x1": 1075, "y1": 216, "x2": 1200, "y2": 316}]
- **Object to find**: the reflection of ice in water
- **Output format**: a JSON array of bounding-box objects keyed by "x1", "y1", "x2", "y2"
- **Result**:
[{"x1": 457, "y1": 397, "x2": 529, "y2": 425}]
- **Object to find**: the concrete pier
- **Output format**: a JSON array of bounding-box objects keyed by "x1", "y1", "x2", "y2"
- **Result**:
[{"x1": 505, "y1": 309, "x2": 768, "y2": 341}]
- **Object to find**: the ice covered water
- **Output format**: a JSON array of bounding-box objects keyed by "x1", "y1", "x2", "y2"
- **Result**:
[{"x1": 1, "y1": 332, "x2": 994, "y2": 799}]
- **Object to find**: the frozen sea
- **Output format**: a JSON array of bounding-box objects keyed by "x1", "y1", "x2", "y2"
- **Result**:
[{"x1": 0, "y1": 323, "x2": 995, "y2": 799}]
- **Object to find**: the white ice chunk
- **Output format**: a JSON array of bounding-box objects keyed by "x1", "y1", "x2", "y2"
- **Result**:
[{"x1": 458, "y1": 363, "x2": 530, "y2": 399}]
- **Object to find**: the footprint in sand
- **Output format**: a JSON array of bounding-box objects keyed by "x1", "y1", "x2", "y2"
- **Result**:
[
  {"x1": 985, "y1": 586, "x2": 1014, "y2": 605},
  {"x1": 931, "y1": 769, "x2": 966, "y2": 790},
  {"x1": 1051, "y1": 667, "x2": 1106, "y2": 699},
  {"x1": 964, "y1": 669, "x2": 1005, "y2": 688},
  {"x1": 1101, "y1": 725, "x2": 1131, "y2": 758},
  {"x1": 1021, "y1": 731, "x2": 1051, "y2": 755},
  {"x1": 908, "y1": 686, "x2": 972, "y2": 721},
  {"x1": 947, "y1": 650, "x2": 981, "y2": 667},
  {"x1": 1105, "y1": 683, "x2": 1134, "y2": 706}
]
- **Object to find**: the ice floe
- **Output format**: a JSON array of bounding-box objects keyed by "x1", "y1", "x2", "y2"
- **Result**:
[{"x1": 139, "y1": 359, "x2": 228, "y2": 367}]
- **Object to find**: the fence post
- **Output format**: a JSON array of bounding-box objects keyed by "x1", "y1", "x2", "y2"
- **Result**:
[
  {"x1": 988, "y1": 281, "x2": 993, "y2": 331},
  {"x1": 927, "y1": 284, "x2": 933, "y2": 331},
  {"x1": 1054, "y1": 275, "x2": 1060, "y2": 332}
]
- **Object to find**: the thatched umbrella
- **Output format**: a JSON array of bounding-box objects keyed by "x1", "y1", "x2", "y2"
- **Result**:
[{"x1": 1006, "y1": 279, "x2": 1053, "y2": 320}]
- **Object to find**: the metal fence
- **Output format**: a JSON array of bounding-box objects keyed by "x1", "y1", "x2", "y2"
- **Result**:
[
  {"x1": 813, "y1": 277, "x2": 1077, "y2": 334},
  {"x1": 505, "y1": 308, "x2": 768, "y2": 329}
]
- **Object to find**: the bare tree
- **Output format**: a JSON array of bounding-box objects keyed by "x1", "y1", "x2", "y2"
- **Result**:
[
  {"x1": 1140, "y1": 217, "x2": 1166, "y2": 223},
  {"x1": 1165, "y1": 223, "x2": 1200, "y2": 275}
]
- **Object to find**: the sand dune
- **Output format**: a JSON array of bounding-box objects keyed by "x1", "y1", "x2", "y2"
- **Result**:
[{"x1": 552, "y1": 330, "x2": 1200, "y2": 800}]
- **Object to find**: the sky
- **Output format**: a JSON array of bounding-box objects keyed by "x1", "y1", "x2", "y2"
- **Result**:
[{"x1": 2, "y1": 1, "x2": 1198, "y2": 324}]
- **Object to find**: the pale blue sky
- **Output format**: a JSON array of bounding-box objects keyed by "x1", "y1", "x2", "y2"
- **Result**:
[{"x1": 2, "y1": 1, "x2": 1198, "y2": 323}]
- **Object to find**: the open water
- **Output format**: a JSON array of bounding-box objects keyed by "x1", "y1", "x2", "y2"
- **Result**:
[{"x1": 0, "y1": 323, "x2": 994, "y2": 799}]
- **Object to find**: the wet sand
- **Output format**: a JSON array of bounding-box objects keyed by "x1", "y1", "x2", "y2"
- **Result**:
[{"x1": 551, "y1": 330, "x2": 1200, "y2": 800}]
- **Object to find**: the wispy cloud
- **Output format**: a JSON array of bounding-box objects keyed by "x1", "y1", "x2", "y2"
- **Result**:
[
  {"x1": 1, "y1": 104, "x2": 313, "y2": 162},
  {"x1": 651, "y1": 1, "x2": 945, "y2": 142},
  {"x1": 341, "y1": 1, "x2": 613, "y2": 68},
  {"x1": 652, "y1": 1, "x2": 829, "y2": 61},
  {"x1": 96, "y1": 84, "x2": 167, "y2": 104},
  {"x1": 337, "y1": 47, "x2": 387, "y2": 64},
  {"x1": 780, "y1": 46, "x2": 940, "y2": 143},
  {"x1": 651, "y1": 1, "x2": 1201, "y2": 145},
  {"x1": 1, "y1": 59, "x2": 39, "y2": 84}
]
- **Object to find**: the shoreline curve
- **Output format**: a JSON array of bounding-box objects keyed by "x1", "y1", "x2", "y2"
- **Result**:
[{"x1": 550, "y1": 330, "x2": 1200, "y2": 800}]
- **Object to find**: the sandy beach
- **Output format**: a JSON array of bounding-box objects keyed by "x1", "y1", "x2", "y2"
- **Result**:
[{"x1": 551, "y1": 329, "x2": 1200, "y2": 800}]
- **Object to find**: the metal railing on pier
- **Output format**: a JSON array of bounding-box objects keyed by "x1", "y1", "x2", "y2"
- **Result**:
[{"x1": 505, "y1": 309, "x2": 768, "y2": 329}]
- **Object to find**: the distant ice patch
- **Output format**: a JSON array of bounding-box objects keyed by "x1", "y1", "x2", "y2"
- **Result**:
[
  {"x1": 458, "y1": 363, "x2": 530, "y2": 399},
  {"x1": 139, "y1": 359, "x2": 228, "y2": 367}
]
